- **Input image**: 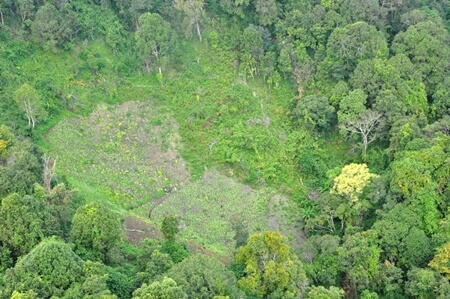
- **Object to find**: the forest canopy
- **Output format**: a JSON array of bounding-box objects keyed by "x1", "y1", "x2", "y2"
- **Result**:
[{"x1": 0, "y1": 0, "x2": 449, "y2": 298}]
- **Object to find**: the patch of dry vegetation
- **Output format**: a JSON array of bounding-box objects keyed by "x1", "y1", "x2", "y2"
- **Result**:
[{"x1": 46, "y1": 101, "x2": 190, "y2": 206}]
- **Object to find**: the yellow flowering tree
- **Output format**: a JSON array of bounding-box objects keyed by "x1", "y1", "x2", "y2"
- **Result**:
[
  {"x1": 331, "y1": 163, "x2": 377, "y2": 203},
  {"x1": 329, "y1": 163, "x2": 378, "y2": 228}
]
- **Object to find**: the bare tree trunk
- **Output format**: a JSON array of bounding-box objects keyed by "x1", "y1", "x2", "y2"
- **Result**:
[
  {"x1": 23, "y1": 99, "x2": 35, "y2": 129},
  {"x1": 362, "y1": 134, "x2": 368, "y2": 157},
  {"x1": 0, "y1": 10, "x2": 4, "y2": 26},
  {"x1": 43, "y1": 154, "x2": 57, "y2": 193},
  {"x1": 196, "y1": 20, "x2": 202, "y2": 42}
]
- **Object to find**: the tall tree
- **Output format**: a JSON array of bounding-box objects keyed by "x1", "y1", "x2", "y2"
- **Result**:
[
  {"x1": 431, "y1": 77, "x2": 450, "y2": 120},
  {"x1": 349, "y1": 58, "x2": 399, "y2": 104},
  {"x1": 324, "y1": 22, "x2": 388, "y2": 80},
  {"x1": 293, "y1": 95, "x2": 336, "y2": 131},
  {"x1": 160, "y1": 215, "x2": 179, "y2": 241},
  {"x1": 392, "y1": 20, "x2": 450, "y2": 96},
  {"x1": 71, "y1": 202, "x2": 121, "y2": 262},
  {"x1": 429, "y1": 242, "x2": 450, "y2": 279},
  {"x1": 338, "y1": 89, "x2": 383, "y2": 155},
  {"x1": 0, "y1": 1, "x2": 7, "y2": 25},
  {"x1": 42, "y1": 153, "x2": 57, "y2": 194},
  {"x1": 340, "y1": 0, "x2": 387, "y2": 29},
  {"x1": 173, "y1": 0, "x2": 204, "y2": 42},
  {"x1": 46, "y1": 183, "x2": 81, "y2": 238},
  {"x1": 389, "y1": 141, "x2": 448, "y2": 233},
  {"x1": 373, "y1": 204, "x2": 432, "y2": 268},
  {"x1": 388, "y1": 116, "x2": 424, "y2": 154},
  {"x1": 405, "y1": 268, "x2": 450, "y2": 299},
  {"x1": 372, "y1": 89, "x2": 407, "y2": 129},
  {"x1": 14, "y1": 83, "x2": 46, "y2": 129},
  {"x1": 329, "y1": 163, "x2": 378, "y2": 227},
  {"x1": 340, "y1": 110, "x2": 383, "y2": 157},
  {"x1": 166, "y1": 254, "x2": 241, "y2": 299},
  {"x1": 337, "y1": 89, "x2": 368, "y2": 125},
  {"x1": 0, "y1": 192, "x2": 55, "y2": 258},
  {"x1": 16, "y1": 0, "x2": 34, "y2": 22},
  {"x1": 254, "y1": 0, "x2": 279, "y2": 26},
  {"x1": 331, "y1": 163, "x2": 377, "y2": 203},
  {"x1": 239, "y1": 25, "x2": 264, "y2": 65},
  {"x1": 301, "y1": 234, "x2": 341, "y2": 287},
  {"x1": 31, "y1": 3, "x2": 79, "y2": 51},
  {"x1": 135, "y1": 13, "x2": 175, "y2": 72},
  {"x1": 235, "y1": 232, "x2": 308, "y2": 298},
  {"x1": 3, "y1": 240, "x2": 84, "y2": 298},
  {"x1": 133, "y1": 277, "x2": 187, "y2": 299},
  {"x1": 71, "y1": 260, "x2": 118, "y2": 299},
  {"x1": 337, "y1": 231, "x2": 381, "y2": 297},
  {"x1": 129, "y1": 0, "x2": 153, "y2": 28},
  {"x1": 219, "y1": 0, "x2": 250, "y2": 18},
  {"x1": 0, "y1": 138, "x2": 42, "y2": 196},
  {"x1": 4, "y1": 241, "x2": 117, "y2": 298}
]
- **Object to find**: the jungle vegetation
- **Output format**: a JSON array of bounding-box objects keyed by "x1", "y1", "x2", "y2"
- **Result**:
[{"x1": 0, "y1": 0, "x2": 450, "y2": 298}]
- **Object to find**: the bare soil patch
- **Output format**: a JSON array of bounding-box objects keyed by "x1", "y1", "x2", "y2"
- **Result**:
[{"x1": 123, "y1": 216, "x2": 162, "y2": 245}]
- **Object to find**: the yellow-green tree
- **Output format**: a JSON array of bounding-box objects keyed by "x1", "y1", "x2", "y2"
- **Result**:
[
  {"x1": 10, "y1": 290, "x2": 38, "y2": 299},
  {"x1": 235, "y1": 231, "x2": 308, "y2": 298},
  {"x1": 0, "y1": 124, "x2": 12, "y2": 161},
  {"x1": 429, "y1": 242, "x2": 450, "y2": 279}
]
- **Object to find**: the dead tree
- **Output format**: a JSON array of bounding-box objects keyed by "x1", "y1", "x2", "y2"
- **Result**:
[
  {"x1": 43, "y1": 154, "x2": 57, "y2": 194},
  {"x1": 341, "y1": 111, "x2": 383, "y2": 157}
]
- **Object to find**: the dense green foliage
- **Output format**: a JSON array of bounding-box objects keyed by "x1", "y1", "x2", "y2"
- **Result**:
[
  {"x1": 235, "y1": 232, "x2": 308, "y2": 298},
  {"x1": 0, "y1": 0, "x2": 449, "y2": 298},
  {"x1": 165, "y1": 254, "x2": 241, "y2": 298},
  {"x1": 71, "y1": 202, "x2": 121, "y2": 262},
  {"x1": 3, "y1": 240, "x2": 116, "y2": 298},
  {"x1": 3, "y1": 240, "x2": 84, "y2": 298},
  {"x1": 132, "y1": 277, "x2": 187, "y2": 299}
]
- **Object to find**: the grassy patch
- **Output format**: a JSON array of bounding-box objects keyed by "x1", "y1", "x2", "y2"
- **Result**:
[
  {"x1": 141, "y1": 170, "x2": 272, "y2": 255},
  {"x1": 46, "y1": 101, "x2": 190, "y2": 207}
]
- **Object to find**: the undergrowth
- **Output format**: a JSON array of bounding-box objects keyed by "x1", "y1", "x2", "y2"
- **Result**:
[{"x1": 39, "y1": 38, "x2": 353, "y2": 255}]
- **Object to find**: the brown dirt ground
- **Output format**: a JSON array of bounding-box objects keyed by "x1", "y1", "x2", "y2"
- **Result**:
[{"x1": 123, "y1": 216, "x2": 162, "y2": 245}]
